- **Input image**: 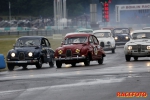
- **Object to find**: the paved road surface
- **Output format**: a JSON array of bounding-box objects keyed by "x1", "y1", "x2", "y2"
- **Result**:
[{"x1": 0, "y1": 46, "x2": 150, "y2": 100}]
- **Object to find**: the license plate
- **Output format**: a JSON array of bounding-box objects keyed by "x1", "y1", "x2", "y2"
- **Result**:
[{"x1": 66, "y1": 57, "x2": 72, "y2": 60}]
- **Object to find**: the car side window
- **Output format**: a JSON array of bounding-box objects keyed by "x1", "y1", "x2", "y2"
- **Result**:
[
  {"x1": 41, "y1": 39, "x2": 46, "y2": 47},
  {"x1": 45, "y1": 39, "x2": 51, "y2": 47},
  {"x1": 89, "y1": 36, "x2": 94, "y2": 44},
  {"x1": 92, "y1": 36, "x2": 99, "y2": 45}
]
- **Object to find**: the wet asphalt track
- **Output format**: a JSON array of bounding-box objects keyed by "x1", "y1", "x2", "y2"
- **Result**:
[{"x1": 0, "y1": 46, "x2": 150, "y2": 100}]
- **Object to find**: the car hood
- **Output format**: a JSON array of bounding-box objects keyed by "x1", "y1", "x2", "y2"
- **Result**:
[
  {"x1": 11, "y1": 47, "x2": 39, "y2": 53},
  {"x1": 126, "y1": 39, "x2": 150, "y2": 45},
  {"x1": 60, "y1": 44, "x2": 84, "y2": 50},
  {"x1": 57, "y1": 44, "x2": 85, "y2": 54},
  {"x1": 115, "y1": 34, "x2": 129, "y2": 37}
]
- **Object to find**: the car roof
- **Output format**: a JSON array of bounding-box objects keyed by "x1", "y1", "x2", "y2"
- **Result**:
[
  {"x1": 93, "y1": 30, "x2": 111, "y2": 33},
  {"x1": 113, "y1": 28, "x2": 130, "y2": 30},
  {"x1": 142, "y1": 27, "x2": 150, "y2": 30},
  {"x1": 19, "y1": 36, "x2": 45, "y2": 39},
  {"x1": 65, "y1": 32, "x2": 92, "y2": 37},
  {"x1": 131, "y1": 30, "x2": 150, "y2": 35}
]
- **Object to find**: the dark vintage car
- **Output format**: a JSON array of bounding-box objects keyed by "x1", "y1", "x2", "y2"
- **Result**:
[
  {"x1": 54, "y1": 33, "x2": 106, "y2": 68},
  {"x1": 112, "y1": 28, "x2": 131, "y2": 45},
  {"x1": 6, "y1": 36, "x2": 55, "y2": 71}
]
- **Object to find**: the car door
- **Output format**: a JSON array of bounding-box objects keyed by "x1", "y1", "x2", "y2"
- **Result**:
[
  {"x1": 41, "y1": 38, "x2": 50, "y2": 63},
  {"x1": 92, "y1": 35, "x2": 102, "y2": 59},
  {"x1": 89, "y1": 36, "x2": 95, "y2": 60},
  {"x1": 44, "y1": 38, "x2": 52, "y2": 62}
]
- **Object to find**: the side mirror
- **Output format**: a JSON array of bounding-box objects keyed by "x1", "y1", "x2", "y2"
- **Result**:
[{"x1": 61, "y1": 41, "x2": 64, "y2": 45}]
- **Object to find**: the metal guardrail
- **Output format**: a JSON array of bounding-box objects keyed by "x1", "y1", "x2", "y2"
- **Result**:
[{"x1": 0, "y1": 29, "x2": 76, "y2": 36}]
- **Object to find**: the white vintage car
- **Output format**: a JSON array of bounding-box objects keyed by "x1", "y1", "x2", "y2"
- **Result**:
[
  {"x1": 124, "y1": 30, "x2": 150, "y2": 61},
  {"x1": 93, "y1": 30, "x2": 116, "y2": 53}
]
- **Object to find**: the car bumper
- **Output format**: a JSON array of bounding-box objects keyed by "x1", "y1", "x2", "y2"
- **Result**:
[
  {"x1": 103, "y1": 47, "x2": 114, "y2": 51},
  {"x1": 126, "y1": 50, "x2": 150, "y2": 57},
  {"x1": 115, "y1": 42, "x2": 127, "y2": 45},
  {"x1": 55, "y1": 56, "x2": 86, "y2": 61},
  {"x1": 7, "y1": 60, "x2": 38, "y2": 64}
]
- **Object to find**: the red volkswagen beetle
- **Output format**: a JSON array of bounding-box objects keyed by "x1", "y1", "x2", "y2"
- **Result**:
[{"x1": 54, "y1": 33, "x2": 106, "y2": 68}]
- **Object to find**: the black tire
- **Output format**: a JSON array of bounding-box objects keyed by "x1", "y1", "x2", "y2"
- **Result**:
[
  {"x1": 134, "y1": 57, "x2": 138, "y2": 61},
  {"x1": 22, "y1": 65, "x2": 27, "y2": 70},
  {"x1": 49, "y1": 57, "x2": 54, "y2": 67},
  {"x1": 56, "y1": 61, "x2": 62, "y2": 68},
  {"x1": 125, "y1": 55, "x2": 131, "y2": 62},
  {"x1": 98, "y1": 56, "x2": 103, "y2": 64},
  {"x1": 7, "y1": 63, "x2": 15, "y2": 71},
  {"x1": 112, "y1": 48, "x2": 115, "y2": 53},
  {"x1": 84, "y1": 55, "x2": 90, "y2": 66},
  {"x1": 36, "y1": 58, "x2": 42, "y2": 69},
  {"x1": 71, "y1": 63, "x2": 76, "y2": 67}
]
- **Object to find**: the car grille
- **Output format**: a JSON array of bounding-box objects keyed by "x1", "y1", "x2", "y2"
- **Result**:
[
  {"x1": 100, "y1": 42, "x2": 105, "y2": 47},
  {"x1": 19, "y1": 52, "x2": 25, "y2": 60},
  {"x1": 132, "y1": 45, "x2": 147, "y2": 51},
  {"x1": 66, "y1": 50, "x2": 72, "y2": 57}
]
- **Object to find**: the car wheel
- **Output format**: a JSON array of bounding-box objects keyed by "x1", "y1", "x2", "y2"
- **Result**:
[
  {"x1": 98, "y1": 56, "x2": 103, "y2": 64},
  {"x1": 36, "y1": 58, "x2": 42, "y2": 69},
  {"x1": 84, "y1": 55, "x2": 90, "y2": 66},
  {"x1": 112, "y1": 48, "x2": 115, "y2": 53},
  {"x1": 134, "y1": 57, "x2": 138, "y2": 61},
  {"x1": 49, "y1": 57, "x2": 54, "y2": 67},
  {"x1": 22, "y1": 65, "x2": 27, "y2": 70},
  {"x1": 56, "y1": 61, "x2": 62, "y2": 68},
  {"x1": 71, "y1": 63, "x2": 76, "y2": 67},
  {"x1": 7, "y1": 64, "x2": 15, "y2": 71},
  {"x1": 125, "y1": 55, "x2": 131, "y2": 62}
]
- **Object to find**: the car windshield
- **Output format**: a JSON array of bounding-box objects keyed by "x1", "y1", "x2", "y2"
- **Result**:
[
  {"x1": 64, "y1": 37, "x2": 87, "y2": 44},
  {"x1": 94, "y1": 32, "x2": 111, "y2": 38},
  {"x1": 132, "y1": 32, "x2": 150, "y2": 39},
  {"x1": 114, "y1": 29, "x2": 129, "y2": 34},
  {"x1": 15, "y1": 38, "x2": 41, "y2": 46}
]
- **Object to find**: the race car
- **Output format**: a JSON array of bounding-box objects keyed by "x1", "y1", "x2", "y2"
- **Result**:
[
  {"x1": 6, "y1": 36, "x2": 55, "y2": 71},
  {"x1": 124, "y1": 30, "x2": 150, "y2": 61},
  {"x1": 93, "y1": 30, "x2": 116, "y2": 53},
  {"x1": 112, "y1": 28, "x2": 131, "y2": 45},
  {"x1": 54, "y1": 32, "x2": 106, "y2": 68}
]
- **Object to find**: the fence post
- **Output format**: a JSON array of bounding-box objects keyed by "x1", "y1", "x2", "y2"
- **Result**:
[
  {"x1": 17, "y1": 31, "x2": 19, "y2": 36},
  {"x1": 46, "y1": 30, "x2": 47, "y2": 36},
  {"x1": 27, "y1": 31, "x2": 29, "y2": 36},
  {"x1": 8, "y1": 31, "x2": 10, "y2": 35}
]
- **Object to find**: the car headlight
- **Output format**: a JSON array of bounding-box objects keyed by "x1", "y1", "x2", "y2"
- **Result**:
[
  {"x1": 147, "y1": 46, "x2": 150, "y2": 50},
  {"x1": 128, "y1": 46, "x2": 132, "y2": 50},
  {"x1": 115, "y1": 37, "x2": 118, "y2": 40},
  {"x1": 75, "y1": 49, "x2": 80, "y2": 53},
  {"x1": 28, "y1": 52, "x2": 33, "y2": 57},
  {"x1": 58, "y1": 50, "x2": 63, "y2": 54},
  {"x1": 125, "y1": 36, "x2": 129, "y2": 40},
  {"x1": 11, "y1": 53, "x2": 15, "y2": 57}
]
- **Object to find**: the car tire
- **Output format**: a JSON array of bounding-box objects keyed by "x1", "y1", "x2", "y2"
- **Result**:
[
  {"x1": 134, "y1": 57, "x2": 138, "y2": 61},
  {"x1": 125, "y1": 55, "x2": 131, "y2": 62},
  {"x1": 71, "y1": 63, "x2": 76, "y2": 67},
  {"x1": 98, "y1": 56, "x2": 103, "y2": 64},
  {"x1": 84, "y1": 55, "x2": 90, "y2": 66},
  {"x1": 112, "y1": 48, "x2": 115, "y2": 53},
  {"x1": 49, "y1": 57, "x2": 54, "y2": 67},
  {"x1": 56, "y1": 61, "x2": 62, "y2": 68},
  {"x1": 7, "y1": 64, "x2": 15, "y2": 71},
  {"x1": 22, "y1": 65, "x2": 27, "y2": 70},
  {"x1": 36, "y1": 58, "x2": 42, "y2": 69}
]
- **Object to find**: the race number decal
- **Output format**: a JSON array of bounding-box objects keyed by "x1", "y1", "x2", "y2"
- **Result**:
[{"x1": 94, "y1": 47, "x2": 98, "y2": 55}]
